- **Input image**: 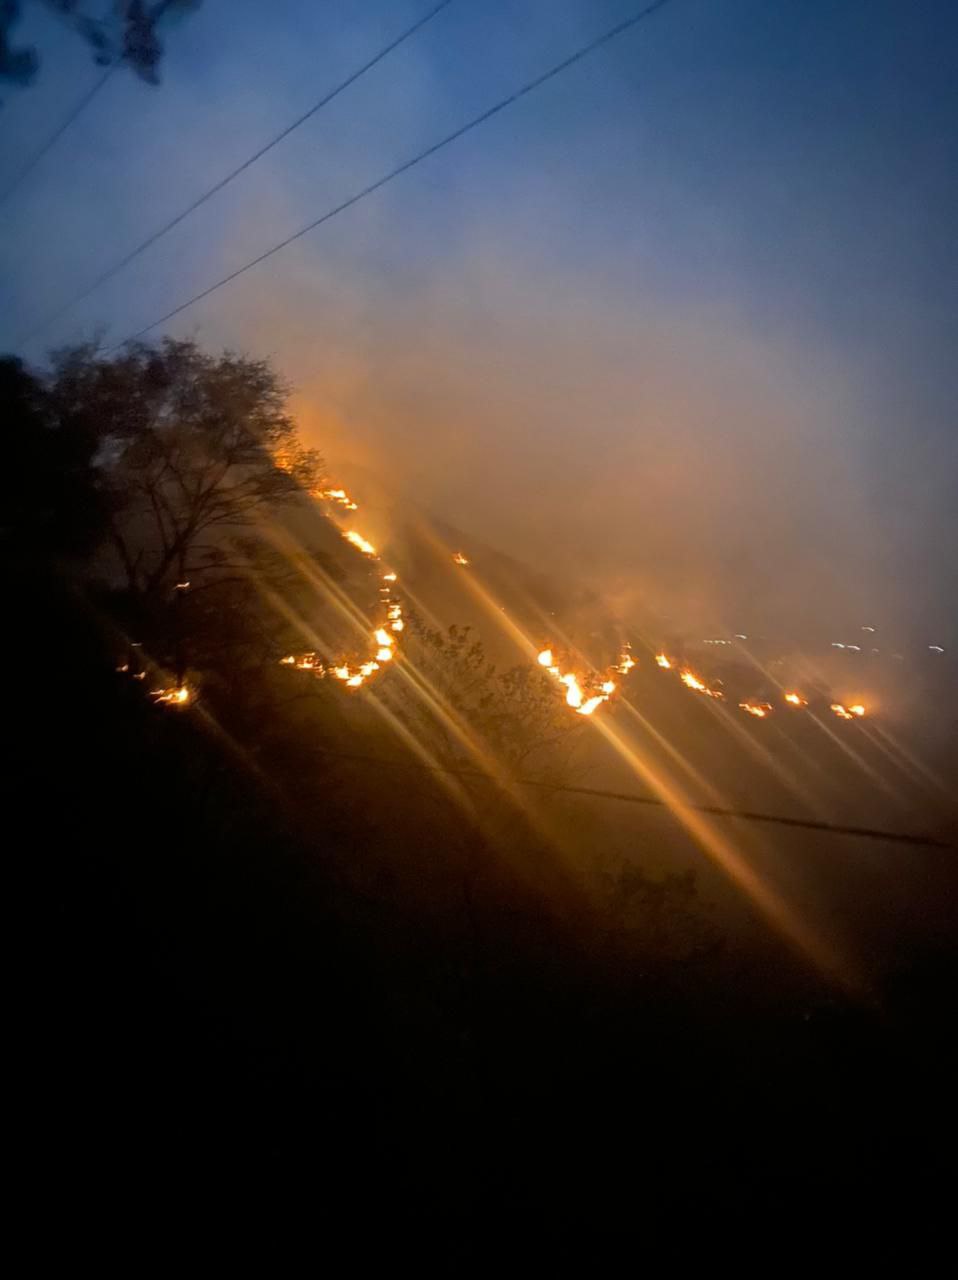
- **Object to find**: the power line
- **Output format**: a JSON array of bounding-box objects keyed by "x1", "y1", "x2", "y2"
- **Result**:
[
  {"x1": 301, "y1": 746, "x2": 955, "y2": 850},
  {"x1": 0, "y1": 63, "x2": 115, "y2": 208},
  {"x1": 111, "y1": 0, "x2": 675, "y2": 349},
  {"x1": 19, "y1": 0, "x2": 456, "y2": 346}
]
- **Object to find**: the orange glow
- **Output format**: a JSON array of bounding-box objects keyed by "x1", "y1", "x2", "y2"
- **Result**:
[
  {"x1": 784, "y1": 692, "x2": 807, "y2": 707},
  {"x1": 452, "y1": 551, "x2": 470, "y2": 566},
  {"x1": 342, "y1": 530, "x2": 377, "y2": 557},
  {"x1": 849, "y1": 703, "x2": 866, "y2": 717},
  {"x1": 578, "y1": 695, "x2": 606, "y2": 717},
  {"x1": 655, "y1": 654, "x2": 672, "y2": 669},
  {"x1": 538, "y1": 645, "x2": 618, "y2": 717},
  {"x1": 151, "y1": 685, "x2": 191, "y2": 707},
  {"x1": 616, "y1": 652, "x2": 636, "y2": 675},
  {"x1": 739, "y1": 701, "x2": 771, "y2": 719},
  {"x1": 318, "y1": 487, "x2": 359, "y2": 511},
  {"x1": 681, "y1": 671, "x2": 707, "y2": 692},
  {"x1": 831, "y1": 703, "x2": 854, "y2": 720}
]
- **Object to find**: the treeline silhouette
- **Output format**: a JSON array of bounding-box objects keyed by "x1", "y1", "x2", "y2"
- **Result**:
[{"x1": 5, "y1": 343, "x2": 954, "y2": 1236}]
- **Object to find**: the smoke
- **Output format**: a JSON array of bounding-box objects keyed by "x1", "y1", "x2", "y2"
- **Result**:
[
  {"x1": 5, "y1": 0, "x2": 954, "y2": 650},
  {"x1": 243, "y1": 232, "x2": 879, "y2": 640}
]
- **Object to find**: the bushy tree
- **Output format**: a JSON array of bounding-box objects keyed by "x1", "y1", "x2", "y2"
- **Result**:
[{"x1": 48, "y1": 338, "x2": 322, "y2": 598}]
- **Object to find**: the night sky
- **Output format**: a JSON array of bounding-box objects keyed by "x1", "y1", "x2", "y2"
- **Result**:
[{"x1": 2, "y1": 0, "x2": 956, "y2": 642}]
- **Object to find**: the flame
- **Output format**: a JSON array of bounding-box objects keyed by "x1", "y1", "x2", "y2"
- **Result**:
[
  {"x1": 578, "y1": 695, "x2": 607, "y2": 717},
  {"x1": 681, "y1": 671, "x2": 707, "y2": 692},
  {"x1": 616, "y1": 653, "x2": 636, "y2": 675},
  {"x1": 316, "y1": 487, "x2": 359, "y2": 510},
  {"x1": 279, "y1": 555, "x2": 404, "y2": 694},
  {"x1": 830, "y1": 703, "x2": 854, "y2": 720},
  {"x1": 151, "y1": 685, "x2": 191, "y2": 706},
  {"x1": 784, "y1": 692, "x2": 807, "y2": 707},
  {"x1": 560, "y1": 673, "x2": 583, "y2": 708},
  {"x1": 343, "y1": 531, "x2": 377, "y2": 557},
  {"x1": 849, "y1": 703, "x2": 866, "y2": 717},
  {"x1": 739, "y1": 701, "x2": 771, "y2": 719},
  {"x1": 453, "y1": 552, "x2": 470, "y2": 566},
  {"x1": 538, "y1": 645, "x2": 618, "y2": 716},
  {"x1": 655, "y1": 654, "x2": 672, "y2": 669}
]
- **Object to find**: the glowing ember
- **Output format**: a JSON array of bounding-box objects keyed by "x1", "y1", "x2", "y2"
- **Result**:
[
  {"x1": 452, "y1": 552, "x2": 470, "y2": 566},
  {"x1": 318, "y1": 487, "x2": 359, "y2": 510},
  {"x1": 151, "y1": 685, "x2": 191, "y2": 706},
  {"x1": 784, "y1": 692, "x2": 807, "y2": 707},
  {"x1": 681, "y1": 671, "x2": 707, "y2": 692},
  {"x1": 376, "y1": 647, "x2": 393, "y2": 662},
  {"x1": 375, "y1": 628, "x2": 393, "y2": 648},
  {"x1": 655, "y1": 654, "x2": 672, "y2": 669},
  {"x1": 739, "y1": 701, "x2": 771, "y2": 719},
  {"x1": 538, "y1": 645, "x2": 618, "y2": 716},
  {"x1": 616, "y1": 652, "x2": 636, "y2": 675},
  {"x1": 279, "y1": 655, "x2": 296, "y2": 665},
  {"x1": 849, "y1": 703, "x2": 866, "y2": 717},
  {"x1": 560, "y1": 673, "x2": 583, "y2": 709},
  {"x1": 174, "y1": 581, "x2": 190, "y2": 590},
  {"x1": 578, "y1": 695, "x2": 607, "y2": 717},
  {"x1": 343, "y1": 531, "x2": 377, "y2": 557},
  {"x1": 383, "y1": 572, "x2": 397, "y2": 582}
]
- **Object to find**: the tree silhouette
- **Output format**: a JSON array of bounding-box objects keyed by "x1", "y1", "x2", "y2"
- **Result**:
[
  {"x1": 1, "y1": 1, "x2": 201, "y2": 96},
  {"x1": 48, "y1": 338, "x2": 322, "y2": 599},
  {"x1": 0, "y1": 353, "x2": 108, "y2": 561}
]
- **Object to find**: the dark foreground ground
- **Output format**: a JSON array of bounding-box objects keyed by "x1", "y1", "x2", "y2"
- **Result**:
[{"x1": 13, "y1": 576, "x2": 957, "y2": 1244}]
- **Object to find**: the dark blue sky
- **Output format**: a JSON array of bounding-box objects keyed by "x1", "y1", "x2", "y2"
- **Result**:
[{"x1": 2, "y1": 0, "x2": 956, "y2": 641}]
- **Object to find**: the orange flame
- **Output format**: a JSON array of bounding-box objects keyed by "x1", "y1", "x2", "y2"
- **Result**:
[
  {"x1": 452, "y1": 552, "x2": 470, "y2": 566},
  {"x1": 681, "y1": 671, "x2": 707, "y2": 692},
  {"x1": 151, "y1": 685, "x2": 191, "y2": 706},
  {"x1": 343, "y1": 531, "x2": 377, "y2": 557},
  {"x1": 739, "y1": 701, "x2": 771, "y2": 719},
  {"x1": 655, "y1": 654, "x2": 672, "y2": 669},
  {"x1": 539, "y1": 646, "x2": 617, "y2": 716},
  {"x1": 784, "y1": 692, "x2": 807, "y2": 707}
]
